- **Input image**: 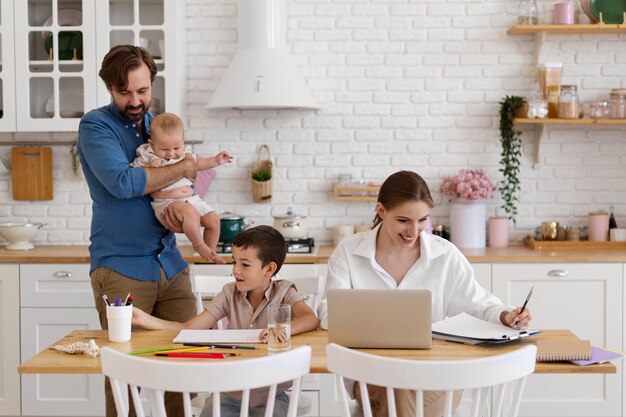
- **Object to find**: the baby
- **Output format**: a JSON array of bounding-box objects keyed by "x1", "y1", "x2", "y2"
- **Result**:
[{"x1": 131, "y1": 112, "x2": 232, "y2": 263}]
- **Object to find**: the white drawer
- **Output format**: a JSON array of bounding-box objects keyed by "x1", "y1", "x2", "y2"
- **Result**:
[{"x1": 20, "y1": 264, "x2": 94, "y2": 308}]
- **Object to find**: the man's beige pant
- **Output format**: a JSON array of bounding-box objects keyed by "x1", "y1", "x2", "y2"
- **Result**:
[{"x1": 355, "y1": 384, "x2": 463, "y2": 417}]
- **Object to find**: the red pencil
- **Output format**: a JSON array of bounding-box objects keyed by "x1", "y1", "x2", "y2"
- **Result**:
[{"x1": 164, "y1": 352, "x2": 234, "y2": 359}]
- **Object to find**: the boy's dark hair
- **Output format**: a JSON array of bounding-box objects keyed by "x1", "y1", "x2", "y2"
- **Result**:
[
  {"x1": 99, "y1": 45, "x2": 157, "y2": 91},
  {"x1": 233, "y1": 225, "x2": 286, "y2": 276}
]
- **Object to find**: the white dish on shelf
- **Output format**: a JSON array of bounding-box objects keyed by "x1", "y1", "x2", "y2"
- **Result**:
[
  {"x1": 45, "y1": 89, "x2": 84, "y2": 118},
  {"x1": 40, "y1": 9, "x2": 83, "y2": 42}
]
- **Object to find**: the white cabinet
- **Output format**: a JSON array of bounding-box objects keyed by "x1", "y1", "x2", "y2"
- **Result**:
[
  {"x1": 2, "y1": 0, "x2": 185, "y2": 132},
  {"x1": 0, "y1": 1, "x2": 17, "y2": 132},
  {"x1": 492, "y1": 263, "x2": 623, "y2": 417},
  {"x1": 20, "y1": 264, "x2": 104, "y2": 416},
  {"x1": 0, "y1": 265, "x2": 20, "y2": 416}
]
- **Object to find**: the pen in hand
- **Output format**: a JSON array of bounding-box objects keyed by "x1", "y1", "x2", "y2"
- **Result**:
[{"x1": 519, "y1": 286, "x2": 534, "y2": 314}]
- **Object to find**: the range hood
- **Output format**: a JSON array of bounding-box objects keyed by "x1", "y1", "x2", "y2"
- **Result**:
[{"x1": 207, "y1": 0, "x2": 318, "y2": 110}]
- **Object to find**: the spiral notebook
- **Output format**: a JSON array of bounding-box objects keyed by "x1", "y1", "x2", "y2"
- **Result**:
[{"x1": 536, "y1": 339, "x2": 592, "y2": 361}]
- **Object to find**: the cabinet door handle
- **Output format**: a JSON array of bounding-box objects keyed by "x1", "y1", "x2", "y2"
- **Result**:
[
  {"x1": 547, "y1": 269, "x2": 567, "y2": 277},
  {"x1": 54, "y1": 271, "x2": 72, "y2": 278}
]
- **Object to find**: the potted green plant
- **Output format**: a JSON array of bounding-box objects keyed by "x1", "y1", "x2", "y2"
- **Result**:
[
  {"x1": 498, "y1": 96, "x2": 525, "y2": 225},
  {"x1": 251, "y1": 144, "x2": 273, "y2": 203},
  {"x1": 251, "y1": 166, "x2": 272, "y2": 182}
]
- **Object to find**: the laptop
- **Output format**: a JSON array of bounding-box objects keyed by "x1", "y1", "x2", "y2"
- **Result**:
[{"x1": 327, "y1": 288, "x2": 432, "y2": 349}]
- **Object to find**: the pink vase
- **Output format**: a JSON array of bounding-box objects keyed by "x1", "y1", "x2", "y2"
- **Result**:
[{"x1": 488, "y1": 217, "x2": 509, "y2": 248}]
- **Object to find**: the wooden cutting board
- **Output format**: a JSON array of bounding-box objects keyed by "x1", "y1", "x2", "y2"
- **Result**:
[{"x1": 11, "y1": 147, "x2": 53, "y2": 200}]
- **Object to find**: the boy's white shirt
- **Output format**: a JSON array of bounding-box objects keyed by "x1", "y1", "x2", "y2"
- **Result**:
[{"x1": 317, "y1": 224, "x2": 509, "y2": 330}]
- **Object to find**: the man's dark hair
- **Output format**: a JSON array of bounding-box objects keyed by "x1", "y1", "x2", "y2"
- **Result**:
[
  {"x1": 99, "y1": 45, "x2": 157, "y2": 91},
  {"x1": 233, "y1": 225, "x2": 286, "y2": 276}
]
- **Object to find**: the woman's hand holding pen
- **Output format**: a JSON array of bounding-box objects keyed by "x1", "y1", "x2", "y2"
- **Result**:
[{"x1": 501, "y1": 307, "x2": 532, "y2": 330}]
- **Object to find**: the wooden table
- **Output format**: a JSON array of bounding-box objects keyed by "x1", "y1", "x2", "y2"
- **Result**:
[{"x1": 18, "y1": 329, "x2": 615, "y2": 375}]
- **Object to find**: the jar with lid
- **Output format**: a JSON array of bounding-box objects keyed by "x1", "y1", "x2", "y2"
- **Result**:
[
  {"x1": 518, "y1": 0, "x2": 539, "y2": 25},
  {"x1": 337, "y1": 173, "x2": 352, "y2": 196},
  {"x1": 557, "y1": 85, "x2": 580, "y2": 119},
  {"x1": 609, "y1": 93, "x2": 626, "y2": 119}
]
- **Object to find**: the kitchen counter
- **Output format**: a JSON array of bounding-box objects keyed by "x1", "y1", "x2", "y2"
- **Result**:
[{"x1": 0, "y1": 244, "x2": 626, "y2": 263}]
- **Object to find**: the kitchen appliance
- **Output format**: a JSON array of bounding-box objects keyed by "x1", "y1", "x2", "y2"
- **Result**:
[
  {"x1": 216, "y1": 237, "x2": 314, "y2": 254},
  {"x1": 285, "y1": 237, "x2": 314, "y2": 254},
  {"x1": 218, "y1": 212, "x2": 248, "y2": 244},
  {"x1": 207, "y1": 0, "x2": 317, "y2": 110},
  {"x1": 0, "y1": 222, "x2": 44, "y2": 250},
  {"x1": 273, "y1": 207, "x2": 308, "y2": 239}
]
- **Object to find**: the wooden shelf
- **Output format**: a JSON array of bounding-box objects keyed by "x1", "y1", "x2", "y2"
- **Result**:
[
  {"x1": 508, "y1": 24, "x2": 626, "y2": 35},
  {"x1": 333, "y1": 184, "x2": 380, "y2": 202},
  {"x1": 514, "y1": 118, "x2": 626, "y2": 125}
]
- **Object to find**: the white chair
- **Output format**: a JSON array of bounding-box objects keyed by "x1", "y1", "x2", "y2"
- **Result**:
[
  {"x1": 191, "y1": 275, "x2": 234, "y2": 316},
  {"x1": 326, "y1": 343, "x2": 537, "y2": 417},
  {"x1": 189, "y1": 273, "x2": 317, "y2": 416},
  {"x1": 101, "y1": 345, "x2": 311, "y2": 417},
  {"x1": 275, "y1": 275, "x2": 325, "y2": 311}
]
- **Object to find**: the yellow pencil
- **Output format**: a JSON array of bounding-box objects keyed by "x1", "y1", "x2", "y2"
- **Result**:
[{"x1": 152, "y1": 347, "x2": 210, "y2": 355}]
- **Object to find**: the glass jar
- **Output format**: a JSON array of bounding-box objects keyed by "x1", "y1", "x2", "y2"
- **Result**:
[
  {"x1": 588, "y1": 101, "x2": 609, "y2": 119},
  {"x1": 557, "y1": 85, "x2": 579, "y2": 119},
  {"x1": 609, "y1": 93, "x2": 626, "y2": 119},
  {"x1": 518, "y1": 0, "x2": 539, "y2": 25},
  {"x1": 337, "y1": 173, "x2": 352, "y2": 196},
  {"x1": 537, "y1": 63, "x2": 562, "y2": 117}
]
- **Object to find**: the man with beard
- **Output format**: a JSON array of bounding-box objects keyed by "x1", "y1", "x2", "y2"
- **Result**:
[{"x1": 78, "y1": 45, "x2": 197, "y2": 417}]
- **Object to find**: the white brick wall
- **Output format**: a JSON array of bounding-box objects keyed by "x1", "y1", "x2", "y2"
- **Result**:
[{"x1": 1, "y1": 0, "x2": 625, "y2": 247}]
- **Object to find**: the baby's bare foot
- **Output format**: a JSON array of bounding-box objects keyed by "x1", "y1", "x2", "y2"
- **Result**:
[
  {"x1": 193, "y1": 243, "x2": 214, "y2": 262},
  {"x1": 211, "y1": 249, "x2": 226, "y2": 264}
]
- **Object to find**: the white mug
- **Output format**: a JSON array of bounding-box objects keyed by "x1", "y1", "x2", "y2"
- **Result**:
[{"x1": 106, "y1": 305, "x2": 132, "y2": 343}]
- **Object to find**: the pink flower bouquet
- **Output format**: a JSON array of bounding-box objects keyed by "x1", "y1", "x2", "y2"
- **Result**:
[{"x1": 440, "y1": 169, "x2": 497, "y2": 202}]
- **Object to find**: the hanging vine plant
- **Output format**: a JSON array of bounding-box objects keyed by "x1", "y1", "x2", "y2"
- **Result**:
[{"x1": 498, "y1": 96, "x2": 525, "y2": 225}]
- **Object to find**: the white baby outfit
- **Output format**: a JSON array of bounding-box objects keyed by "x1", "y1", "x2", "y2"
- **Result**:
[{"x1": 131, "y1": 144, "x2": 215, "y2": 224}]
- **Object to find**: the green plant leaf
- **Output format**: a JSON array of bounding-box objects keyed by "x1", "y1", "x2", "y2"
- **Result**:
[
  {"x1": 251, "y1": 167, "x2": 271, "y2": 182},
  {"x1": 498, "y1": 95, "x2": 525, "y2": 225}
]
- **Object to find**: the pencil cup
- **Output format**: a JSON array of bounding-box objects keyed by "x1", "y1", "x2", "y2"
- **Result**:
[
  {"x1": 106, "y1": 305, "x2": 132, "y2": 343},
  {"x1": 267, "y1": 304, "x2": 291, "y2": 354}
]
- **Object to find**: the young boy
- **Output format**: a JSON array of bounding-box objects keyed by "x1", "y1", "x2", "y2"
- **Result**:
[
  {"x1": 132, "y1": 225, "x2": 320, "y2": 417},
  {"x1": 131, "y1": 112, "x2": 232, "y2": 263}
]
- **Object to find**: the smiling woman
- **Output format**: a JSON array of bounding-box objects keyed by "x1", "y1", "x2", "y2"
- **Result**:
[{"x1": 316, "y1": 169, "x2": 533, "y2": 417}]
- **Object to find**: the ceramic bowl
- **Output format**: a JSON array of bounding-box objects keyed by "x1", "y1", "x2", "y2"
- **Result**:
[{"x1": 0, "y1": 222, "x2": 44, "y2": 250}]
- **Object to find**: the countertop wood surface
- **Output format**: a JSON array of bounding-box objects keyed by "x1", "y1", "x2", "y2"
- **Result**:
[
  {"x1": 18, "y1": 329, "x2": 615, "y2": 375},
  {"x1": 2, "y1": 244, "x2": 626, "y2": 263}
]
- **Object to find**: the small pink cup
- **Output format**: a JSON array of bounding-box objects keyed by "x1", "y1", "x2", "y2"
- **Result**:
[
  {"x1": 488, "y1": 217, "x2": 509, "y2": 248},
  {"x1": 553, "y1": 2, "x2": 575, "y2": 24},
  {"x1": 588, "y1": 212, "x2": 609, "y2": 241}
]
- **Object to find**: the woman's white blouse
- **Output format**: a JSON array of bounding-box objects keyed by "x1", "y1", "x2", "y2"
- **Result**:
[{"x1": 317, "y1": 224, "x2": 509, "y2": 329}]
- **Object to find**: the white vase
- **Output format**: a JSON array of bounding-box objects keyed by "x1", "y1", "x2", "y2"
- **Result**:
[{"x1": 449, "y1": 201, "x2": 486, "y2": 249}]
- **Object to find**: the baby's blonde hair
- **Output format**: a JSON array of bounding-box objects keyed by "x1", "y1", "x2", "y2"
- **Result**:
[{"x1": 151, "y1": 112, "x2": 184, "y2": 137}]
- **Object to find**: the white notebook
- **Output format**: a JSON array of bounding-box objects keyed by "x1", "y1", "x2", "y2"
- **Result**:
[
  {"x1": 432, "y1": 312, "x2": 540, "y2": 343},
  {"x1": 173, "y1": 329, "x2": 261, "y2": 344}
]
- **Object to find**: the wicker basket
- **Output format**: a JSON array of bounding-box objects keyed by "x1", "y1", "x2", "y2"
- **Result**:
[{"x1": 251, "y1": 144, "x2": 272, "y2": 203}]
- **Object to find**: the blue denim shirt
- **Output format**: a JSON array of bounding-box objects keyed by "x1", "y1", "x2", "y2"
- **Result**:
[{"x1": 78, "y1": 102, "x2": 187, "y2": 281}]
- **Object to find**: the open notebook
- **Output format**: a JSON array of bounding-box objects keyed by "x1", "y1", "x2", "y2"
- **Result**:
[
  {"x1": 432, "y1": 312, "x2": 540, "y2": 344},
  {"x1": 173, "y1": 329, "x2": 260, "y2": 344}
]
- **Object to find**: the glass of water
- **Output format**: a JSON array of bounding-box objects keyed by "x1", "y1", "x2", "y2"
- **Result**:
[{"x1": 268, "y1": 304, "x2": 291, "y2": 353}]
